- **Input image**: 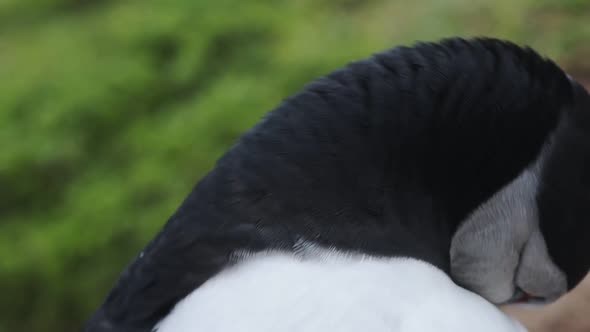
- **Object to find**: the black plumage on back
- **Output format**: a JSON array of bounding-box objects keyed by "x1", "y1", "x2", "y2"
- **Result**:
[{"x1": 83, "y1": 37, "x2": 583, "y2": 332}]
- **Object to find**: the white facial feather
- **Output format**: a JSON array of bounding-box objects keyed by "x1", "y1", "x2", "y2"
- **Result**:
[{"x1": 451, "y1": 140, "x2": 567, "y2": 303}]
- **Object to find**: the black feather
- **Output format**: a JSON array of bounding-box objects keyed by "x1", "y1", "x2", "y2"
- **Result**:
[{"x1": 82, "y1": 37, "x2": 582, "y2": 332}]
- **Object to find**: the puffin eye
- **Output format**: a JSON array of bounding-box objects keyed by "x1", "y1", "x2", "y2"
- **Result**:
[
  {"x1": 508, "y1": 287, "x2": 530, "y2": 303},
  {"x1": 509, "y1": 287, "x2": 547, "y2": 304}
]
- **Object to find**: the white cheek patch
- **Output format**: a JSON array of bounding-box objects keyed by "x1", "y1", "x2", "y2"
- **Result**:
[
  {"x1": 450, "y1": 142, "x2": 567, "y2": 304},
  {"x1": 515, "y1": 228, "x2": 567, "y2": 301},
  {"x1": 155, "y1": 250, "x2": 525, "y2": 332},
  {"x1": 450, "y1": 165, "x2": 539, "y2": 303}
]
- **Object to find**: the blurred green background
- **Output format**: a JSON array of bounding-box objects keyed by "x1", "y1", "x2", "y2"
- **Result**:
[{"x1": 1, "y1": 0, "x2": 589, "y2": 331}]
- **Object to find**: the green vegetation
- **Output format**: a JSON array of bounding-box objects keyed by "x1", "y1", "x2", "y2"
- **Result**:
[{"x1": 1, "y1": 0, "x2": 588, "y2": 330}]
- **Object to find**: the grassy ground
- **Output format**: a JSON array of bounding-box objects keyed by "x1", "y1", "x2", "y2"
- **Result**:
[{"x1": 0, "y1": 0, "x2": 589, "y2": 330}]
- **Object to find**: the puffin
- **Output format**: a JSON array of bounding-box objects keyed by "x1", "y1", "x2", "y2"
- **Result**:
[{"x1": 83, "y1": 37, "x2": 590, "y2": 332}]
